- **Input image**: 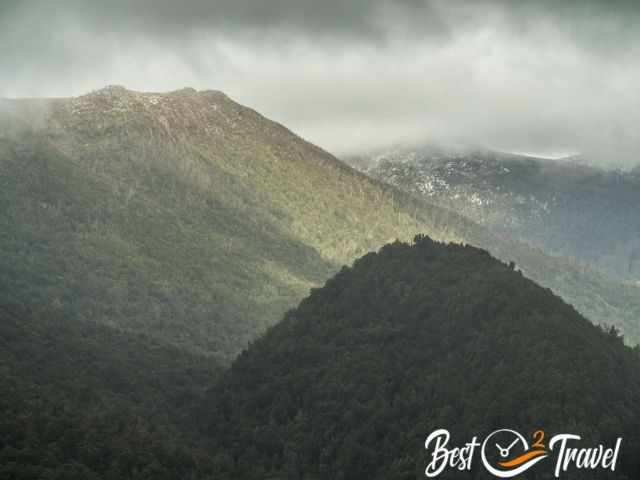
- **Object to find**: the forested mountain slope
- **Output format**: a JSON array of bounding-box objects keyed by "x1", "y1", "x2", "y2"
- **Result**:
[{"x1": 1, "y1": 87, "x2": 639, "y2": 364}]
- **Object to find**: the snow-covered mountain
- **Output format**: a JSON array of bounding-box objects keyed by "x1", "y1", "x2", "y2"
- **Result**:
[{"x1": 347, "y1": 145, "x2": 640, "y2": 282}]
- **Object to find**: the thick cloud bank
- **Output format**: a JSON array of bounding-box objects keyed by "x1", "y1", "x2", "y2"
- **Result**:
[{"x1": 1, "y1": 1, "x2": 639, "y2": 166}]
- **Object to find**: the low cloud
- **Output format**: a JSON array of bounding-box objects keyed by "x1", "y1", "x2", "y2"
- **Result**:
[{"x1": 1, "y1": 1, "x2": 639, "y2": 167}]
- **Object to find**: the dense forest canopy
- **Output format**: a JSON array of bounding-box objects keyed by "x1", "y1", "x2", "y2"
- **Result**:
[
  {"x1": 204, "y1": 236, "x2": 640, "y2": 479},
  {"x1": 0, "y1": 304, "x2": 220, "y2": 479}
]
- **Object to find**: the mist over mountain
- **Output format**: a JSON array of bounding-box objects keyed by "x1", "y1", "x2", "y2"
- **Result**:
[
  {"x1": 346, "y1": 145, "x2": 640, "y2": 283},
  {"x1": 2, "y1": 1, "x2": 639, "y2": 477},
  {"x1": 2, "y1": 87, "x2": 639, "y2": 366},
  {"x1": 3, "y1": 1, "x2": 640, "y2": 167},
  {"x1": 0, "y1": 86, "x2": 452, "y2": 363},
  {"x1": 204, "y1": 236, "x2": 640, "y2": 479},
  {"x1": 0, "y1": 86, "x2": 638, "y2": 478}
]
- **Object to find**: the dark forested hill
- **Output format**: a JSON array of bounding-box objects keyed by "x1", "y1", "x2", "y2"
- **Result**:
[
  {"x1": 1, "y1": 87, "x2": 639, "y2": 363},
  {"x1": 204, "y1": 236, "x2": 640, "y2": 479}
]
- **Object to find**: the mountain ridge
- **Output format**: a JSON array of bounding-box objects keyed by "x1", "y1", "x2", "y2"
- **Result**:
[{"x1": 2, "y1": 87, "x2": 639, "y2": 362}]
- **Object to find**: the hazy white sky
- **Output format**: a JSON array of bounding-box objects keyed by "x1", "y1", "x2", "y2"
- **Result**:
[{"x1": 1, "y1": 1, "x2": 639, "y2": 166}]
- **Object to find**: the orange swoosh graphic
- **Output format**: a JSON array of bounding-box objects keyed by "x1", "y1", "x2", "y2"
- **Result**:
[{"x1": 498, "y1": 449, "x2": 547, "y2": 468}]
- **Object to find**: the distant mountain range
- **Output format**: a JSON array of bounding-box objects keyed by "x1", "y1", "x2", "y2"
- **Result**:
[
  {"x1": 347, "y1": 145, "x2": 640, "y2": 282},
  {"x1": 1, "y1": 87, "x2": 639, "y2": 365},
  {"x1": 2, "y1": 87, "x2": 640, "y2": 477}
]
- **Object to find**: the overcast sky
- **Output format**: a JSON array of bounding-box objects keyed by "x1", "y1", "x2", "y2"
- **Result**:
[{"x1": 1, "y1": 1, "x2": 639, "y2": 166}]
